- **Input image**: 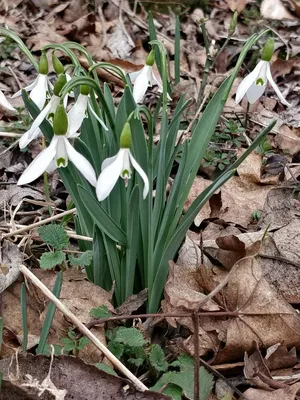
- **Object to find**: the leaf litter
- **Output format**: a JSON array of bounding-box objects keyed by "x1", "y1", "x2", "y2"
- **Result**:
[{"x1": 1, "y1": 0, "x2": 300, "y2": 399}]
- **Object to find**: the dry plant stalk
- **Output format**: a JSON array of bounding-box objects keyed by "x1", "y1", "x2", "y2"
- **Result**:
[{"x1": 19, "y1": 264, "x2": 148, "y2": 392}]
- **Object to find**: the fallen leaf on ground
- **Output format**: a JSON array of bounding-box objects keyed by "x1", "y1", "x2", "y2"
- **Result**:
[
  {"x1": 226, "y1": 0, "x2": 248, "y2": 13},
  {"x1": 243, "y1": 381, "x2": 300, "y2": 399},
  {"x1": 260, "y1": 0, "x2": 297, "y2": 20},
  {"x1": 0, "y1": 354, "x2": 169, "y2": 400}
]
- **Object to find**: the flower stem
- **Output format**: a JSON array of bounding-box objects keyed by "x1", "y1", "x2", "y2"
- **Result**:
[{"x1": 42, "y1": 136, "x2": 52, "y2": 216}]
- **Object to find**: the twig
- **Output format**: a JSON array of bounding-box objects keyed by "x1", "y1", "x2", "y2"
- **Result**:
[
  {"x1": 193, "y1": 312, "x2": 200, "y2": 400},
  {"x1": 0, "y1": 132, "x2": 22, "y2": 137},
  {"x1": 258, "y1": 253, "x2": 300, "y2": 269},
  {"x1": 1, "y1": 208, "x2": 76, "y2": 239},
  {"x1": 84, "y1": 310, "x2": 296, "y2": 330},
  {"x1": 19, "y1": 264, "x2": 148, "y2": 392},
  {"x1": 198, "y1": 357, "x2": 247, "y2": 399}
]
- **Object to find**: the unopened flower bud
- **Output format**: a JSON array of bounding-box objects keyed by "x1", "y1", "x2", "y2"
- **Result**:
[
  {"x1": 146, "y1": 49, "x2": 155, "y2": 66},
  {"x1": 53, "y1": 103, "x2": 68, "y2": 136},
  {"x1": 53, "y1": 73, "x2": 67, "y2": 96},
  {"x1": 120, "y1": 122, "x2": 132, "y2": 148},
  {"x1": 52, "y1": 52, "x2": 64, "y2": 75},
  {"x1": 261, "y1": 38, "x2": 274, "y2": 62},
  {"x1": 80, "y1": 85, "x2": 90, "y2": 95},
  {"x1": 229, "y1": 11, "x2": 238, "y2": 36},
  {"x1": 39, "y1": 52, "x2": 48, "y2": 75}
]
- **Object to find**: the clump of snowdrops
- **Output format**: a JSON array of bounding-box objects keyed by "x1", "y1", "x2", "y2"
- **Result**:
[{"x1": 0, "y1": 25, "x2": 283, "y2": 312}]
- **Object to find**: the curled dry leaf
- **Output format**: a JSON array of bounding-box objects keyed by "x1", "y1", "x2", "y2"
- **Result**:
[
  {"x1": 243, "y1": 381, "x2": 300, "y2": 400},
  {"x1": 244, "y1": 345, "x2": 274, "y2": 390},
  {"x1": 275, "y1": 125, "x2": 300, "y2": 156},
  {"x1": 265, "y1": 343, "x2": 297, "y2": 370}
]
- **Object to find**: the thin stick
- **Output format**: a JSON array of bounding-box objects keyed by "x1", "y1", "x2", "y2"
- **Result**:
[
  {"x1": 193, "y1": 312, "x2": 200, "y2": 400},
  {"x1": 19, "y1": 264, "x2": 148, "y2": 392},
  {"x1": 2, "y1": 208, "x2": 76, "y2": 239}
]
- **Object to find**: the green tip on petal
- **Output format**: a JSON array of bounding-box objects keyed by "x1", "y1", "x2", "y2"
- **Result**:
[
  {"x1": 261, "y1": 38, "x2": 274, "y2": 62},
  {"x1": 53, "y1": 104, "x2": 68, "y2": 136},
  {"x1": 229, "y1": 11, "x2": 238, "y2": 35},
  {"x1": 52, "y1": 52, "x2": 64, "y2": 75},
  {"x1": 80, "y1": 85, "x2": 90, "y2": 95},
  {"x1": 53, "y1": 73, "x2": 67, "y2": 96},
  {"x1": 146, "y1": 49, "x2": 155, "y2": 66},
  {"x1": 120, "y1": 122, "x2": 132, "y2": 148},
  {"x1": 56, "y1": 157, "x2": 67, "y2": 167},
  {"x1": 39, "y1": 52, "x2": 48, "y2": 75}
]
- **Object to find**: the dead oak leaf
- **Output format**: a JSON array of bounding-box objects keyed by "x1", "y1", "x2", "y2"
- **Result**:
[{"x1": 214, "y1": 256, "x2": 300, "y2": 363}]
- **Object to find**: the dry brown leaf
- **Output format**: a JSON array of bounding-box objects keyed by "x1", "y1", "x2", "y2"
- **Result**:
[
  {"x1": 26, "y1": 22, "x2": 67, "y2": 51},
  {"x1": 215, "y1": 235, "x2": 246, "y2": 270},
  {"x1": 190, "y1": 175, "x2": 272, "y2": 227},
  {"x1": 0, "y1": 241, "x2": 22, "y2": 294},
  {"x1": 214, "y1": 256, "x2": 300, "y2": 363},
  {"x1": 33, "y1": 269, "x2": 113, "y2": 364},
  {"x1": 243, "y1": 382, "x2": 300, "y2": 400},
  {"x1": 0, "y1": 354, "x2": 169, "y2": 400},
  {"x1": 244, "y1": 346, "x2": 273, "y2": 390},
  {"x1": 275, "y1": 125, "x2": 300, "y2": 156},
  {"x1": 265, "y1": 343, "x2": 297, "y2": 370},
  {"x1": 164, "y1": 261, "x2": 220, "y2": 312},
  {"x1": 226, "y1": 0, "x2": 248, "y2": 13}
]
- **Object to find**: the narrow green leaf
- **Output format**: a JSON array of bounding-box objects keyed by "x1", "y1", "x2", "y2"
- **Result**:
[
  {"x1": 20, "y1": 283, "x2": 28, "y2": 353},
  {"x1": 78, "y1": 185, "x2": 127, "y2": 246},
  {"x1": 36, "y1": 271, "x2": 63, "y2": 354}
]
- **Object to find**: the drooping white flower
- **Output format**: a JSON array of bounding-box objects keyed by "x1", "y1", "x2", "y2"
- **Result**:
[
  {"x1": 19, "y1": 94, "x2": 61, "y2": 149},
  {"x1": 0, "y1": 89, "x2": 16, "y2": 113},
  {"x1": 129, "y1": 49, "x2": 171, "y2": 104},
  {"x1": 19, "y1": 74, "x2": 68, "y2": 149},
  {"x1": 96, "y1": 122, "x2": 149, "y2": 201},
  {"x1": 12, "y1": 53, "x2": 50, "y2": 110},
  {"x1": 67, "y1": 86, "x2": 108, "y2": 138},
  {"x1": 18, "y1": 104, "x2": 96, "y2": 187},
  {"x1": 236, "y1": 38, "x2": 291, "y2": 107},
  {"x1": 236, "y1": 60, "x2": 290, "y2": 106}
]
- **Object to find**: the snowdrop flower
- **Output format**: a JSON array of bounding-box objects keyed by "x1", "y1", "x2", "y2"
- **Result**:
[
  {"x1": 18, "y1": 104, "x2": 96, "y2": 187},
  {"x1": 236, "y1": 38, "x2": 291, "y2": 106},
  {"x1": 96, "y1": 122, "x2": 149, "y2": 201},
  {"x1": 19, "y1": 74, "x2": 67, "y2": 149},
  {"x1": 0, "y1": 89, "x2": 16, "y2": 113},
  {"x1": 129, "y1": 50, "x2": 171, "y2": 104},
  {"x1": 12, "y1": 53, "x2": 51, "y2": 110},
  {"x1": 67, "y1": 85, "x2": 108, "y2": 138}
]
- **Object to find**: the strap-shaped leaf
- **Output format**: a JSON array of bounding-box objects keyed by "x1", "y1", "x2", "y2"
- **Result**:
[{"x1": 78, "y1": 185, "x2": 127, "y2": 246}]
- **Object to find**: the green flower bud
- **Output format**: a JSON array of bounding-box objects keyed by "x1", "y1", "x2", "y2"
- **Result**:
[
  {"x1": 52, "y1": 52, "x2": 64, "y2": 75},
  {"x1": 261, "y1": 38, "x2": 274, "y2": 62},
  {"x1": 53, "y1": 103, "x2": 68, "y2": 136},
  {"x1": 120, "y1": 122, "x2": 131, "y2": 148},
  {"x1": 53, "y1": 74, "x2": 67, "y2": 96},
  {"x1": 39, "y1": 52, "x2": 48, "y2": 75},
  {"x1": 80, "y1": 85, "x2": 90, "y2": 95},
  {"x1": 146, "y1": 49, "x2": 155, "y2": 66},
  {"x1": 229, "y1": 11, "x2": 238, "y2": 35}
]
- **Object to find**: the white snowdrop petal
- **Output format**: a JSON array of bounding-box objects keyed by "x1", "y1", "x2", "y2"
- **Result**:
[
  {"x1": 266, "y1": 63, "x2": 291, "y2": 107},
  {"x1": 101, "y1": 154, "x2": 118, "y2": 170},
  {"x1": 30, "y1": 74, "x2": 48, "y2": 110},
  {"x1": 129, "y1": 152, "x2": 149, "y2": 199},
  {"x1": 96, "y1": 149, "x2": 125, "y2": 201},
  {"x1": 0, "y1": 90, "x2": 16, "y2": 112},
  {"x1": 19, "y1": 101, "x2": 52, "y2": 149},
  {"x1": 132, "y1": 66, "x2": 150, "y2": 104},
  {"x1": 246, "y1": 82, "x2": 267, "y2": 104},
  {"x1": 64, "y1": 137, "x2": 97, "y2": 187},
  {"x1": 55, "y1": 136, "x2": 68, "y2": 168},
  {"x1": 129, "y1": 70, "x2": 142, "y2": 83},
  {"x1": 12, "y1": 76, "x2": 38, "y2": 99},
  {"x1": 67, "y1": 94, "x2": 88, "y2": 137},
  {"x1": 236, "y1": 60, "x2": 265, "y2": 104},
  {"x1": 17, "y1": 136, "x2": 58, "y2": 185}
]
